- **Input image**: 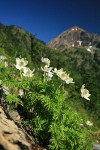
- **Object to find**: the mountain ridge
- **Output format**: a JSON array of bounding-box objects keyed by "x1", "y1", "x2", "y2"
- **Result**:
[{"x1": 48, "y1": 26, "x2": 100, "y2": 50}]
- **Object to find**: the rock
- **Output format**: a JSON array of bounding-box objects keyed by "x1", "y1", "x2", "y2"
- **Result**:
[
  {"x1": 93, "y1": 144, "x2": 100, "y2": 150},
  {"x1": 0, "y1": 107, "x2": 46, "y2": 150},
  {"x1": 0, "y1": 106, "x2": 32, "y2": 150}
]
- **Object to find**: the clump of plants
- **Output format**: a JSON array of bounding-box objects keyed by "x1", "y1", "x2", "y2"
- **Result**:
[{"x1": 0, "y1": 55, "x2": 93, "y2": 149}]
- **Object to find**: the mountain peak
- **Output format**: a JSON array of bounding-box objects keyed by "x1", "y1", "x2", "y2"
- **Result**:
[
  {"x1": 48, "y1": 26, "x2": 100, "y2": 50},
  {"x1": 67, "y1": 26, "x2": 85, "y2": 32}
]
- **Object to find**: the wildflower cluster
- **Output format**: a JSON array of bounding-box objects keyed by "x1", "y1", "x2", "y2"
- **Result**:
[
  {"x1": 0, "y1": 55, "x2": 93, "y2": 150},
  {"x1": 15, "y1": 57, "x2": 35, "y2": 77},
  {"x1": 41, "y1": 57, "x2": 91, "y2": 100},
  {"x1": 41, "y1": 57, "x2": 74, "y2": 84},
  {"x1": 0, "y1": 55, "x2": 91, "y2": 102}
]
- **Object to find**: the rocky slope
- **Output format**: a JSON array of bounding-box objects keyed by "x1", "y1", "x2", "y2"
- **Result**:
[
  {"x1": 48, "y1": 26, "x2": 100, "y2": 50},
  {"x1": 0, "y1": 106, "x2": 46, "y2": 150}
]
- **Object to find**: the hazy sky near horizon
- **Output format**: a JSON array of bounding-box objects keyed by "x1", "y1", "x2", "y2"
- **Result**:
[{"x1": 0, "y1": 0, "x2": 100, "y2": 43}]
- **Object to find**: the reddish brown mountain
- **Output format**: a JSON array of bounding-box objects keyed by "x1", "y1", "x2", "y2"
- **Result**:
[{"x1": 48, "y1": 26, "x2": 100, "y2": 50}]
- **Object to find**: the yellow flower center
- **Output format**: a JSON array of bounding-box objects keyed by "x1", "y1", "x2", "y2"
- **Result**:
[
  {"x1": 83, "y1": 89, "x2": 88, "y2": 95},
  {"x1": 19, "y1": 61, "x2": 24, "y2": 66},
  {"x1": 27, "y1": 70, "x2": 31, "y2": 75}
]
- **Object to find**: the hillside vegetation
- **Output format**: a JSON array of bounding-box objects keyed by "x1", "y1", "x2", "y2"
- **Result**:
[{"x1": 0, "y1": 23, "x2": 100, "y2": 149}]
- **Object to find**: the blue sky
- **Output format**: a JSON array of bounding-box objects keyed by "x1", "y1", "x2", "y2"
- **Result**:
[{"x1": 0, "y1": 0, "x2": 100, "y2": 43}]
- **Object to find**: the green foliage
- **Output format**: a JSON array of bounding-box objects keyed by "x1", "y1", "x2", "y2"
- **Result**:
[
  {"x1": 0, "y1": 55, "x2": 93, "y2": 149},
  {"x1": 49, "y1": 109, "x2": 92, "y2": 150},
  {"x1": 5, "y1": 94, "x2": 20, "y2": 107}
]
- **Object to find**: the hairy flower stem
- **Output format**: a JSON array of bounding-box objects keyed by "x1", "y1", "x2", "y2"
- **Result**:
[
  {"x1": 59, "y1": 82, "x2": 65, "y2": 90},
  {"x1": 62, "y1": 82, "x2": 65, "y2": 90},
  {"x1": 44, "y1": 71, "x2": 46, "y2": 82},
  {"x1": 20, "y1": 70, "x2": 23, "y2": 80}
]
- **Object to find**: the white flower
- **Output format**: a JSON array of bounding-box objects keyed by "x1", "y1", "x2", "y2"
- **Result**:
[
  {"x1": 2, "y1": 86, "x2": 10, "y2": 95},
  {"x1": 41, "y1": 65, "x2": 53, "y2": 72},
  {"x1": 87, "y1": 46, "x2": 92, "y2": 52},
  {"x1": 4, "y1": 61, "x2": 8, "y2": 67},
  {"x1": 77, "y1": 40, "x2": 82, "y2": 46},
  {"x1": 18, "y1": 89, "x2": 24, "y2": 97},
  {"x1": 0, "y1": 56, "x2": 7, "y2": 61},
  {"x1": 53, "y1": 68, "x2": 58, "y2": 73},
  {"x1": 41, "y1": 57, "x2": 50, "y2": 66},
  {"x1": 46, "y1": 72, "x2": 53, "y2": 81},
  {"x1": 86, "y1": 120, "x2": 93, "y2": 126},
  {"x1": 65, "y1": 74, "x2": 74, "y2": 84},
  {"x1": 81, "y1": 84, "x2": 91, "y2": 100},
  {"x1": 22, "y1": 67, "x2": 34, "y2": 77},
  {"x1": 47, "y1": 72, "x2": 53, "y2": 78},
  {"x1": 0, "y1": 56, "x2": 8, "y2": 67},
  {"x1": 54, "y1": 68, "x2": 66, "y2": 79},
  {"x1": 53, "y1": 68, "x2": 63, "y2": 76},
  {"x1": 59, "y1": 72, "x2": 68, "y2": 81},
  {"x1": 54, "y1": 68, "x2": 74, "y2": 84},
  {"x1": 15, "y1": 58, "x2": 28, "y2": 70}
]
